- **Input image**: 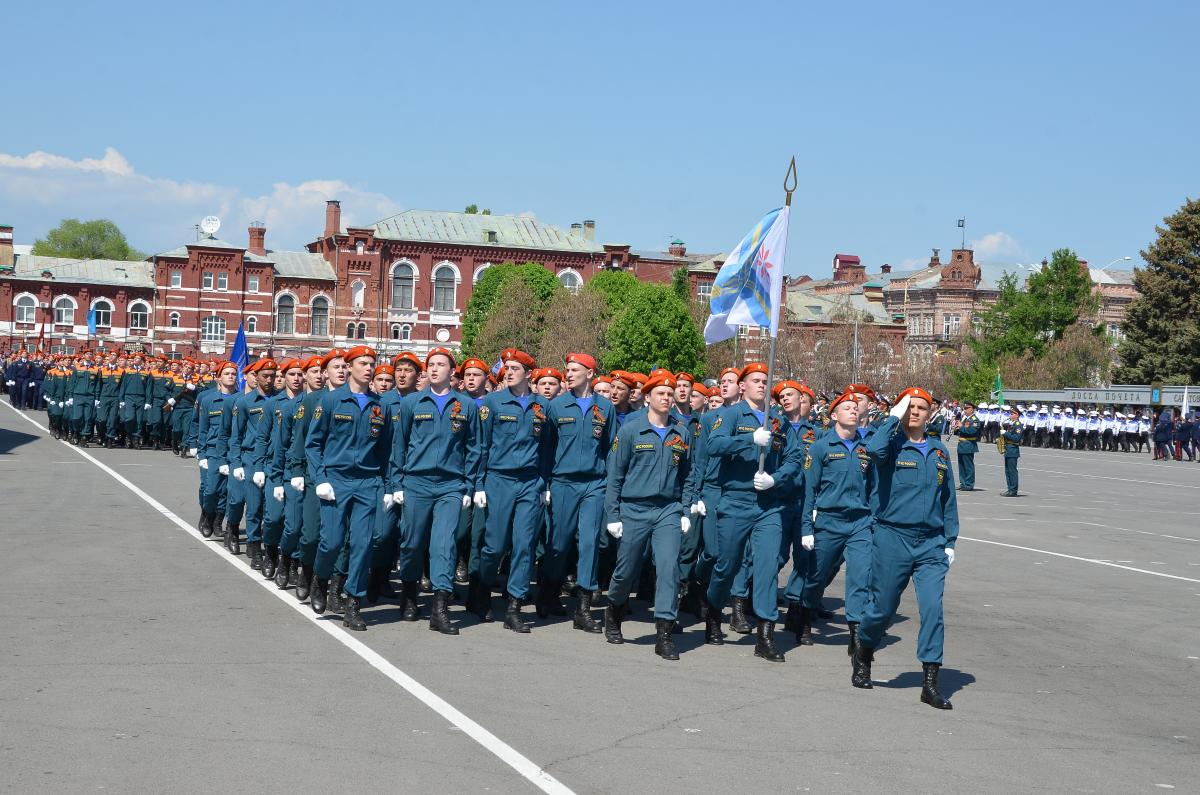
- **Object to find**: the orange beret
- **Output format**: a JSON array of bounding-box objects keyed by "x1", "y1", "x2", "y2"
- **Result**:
[
  {"x1": 344, "y1": 345, "x2": 377, "y2": 363},
  {"x1": 320, "y1": 349, "x2": 345, "y2": 368},
  {"x1": 642, "y1": 370, "x2": 677, "y2": 394},
  {"x1": 460, "y1": 357, "x2": 489, "y2": 374},
  {"x1": 847, "y1": 383, "x2": 876, "y2": 401},
  {"x1": 501, "y1": 347, "x2": 536, "y2": 369},
  {"x1": 592, "y1": 375, "x2": 613, "y2": 386},
  {"x1": 279, "y1": 358, "x2": 304, "y2": 373},
  {"x1": 897, "y1": 386, "x2": 933, "y2": 405},
  {"x1": 692, "y1": 383, "x2": 710, "y2": 397},
  {"x1": 256, "y1": 359, "x2": 278, "y2": 371},
  {"x1": 674, "y1": 372, "x2": 696, "y2": 385},
  {"x1": 374, "y1": 364, "x2": 395, "y2": 377},
  {"x1": 830, "y1": 389, "x2": 857, "y2": 413},
  {"x1": 301, "y1": 356, "x2": 323, "y2": 371},
  {"x1": 631, "y1": 372, "x2": 648, "y2": 387},
  {"x1": 394, "y1": 351, "x2": 423, "y2": 371},
  {"x1": 537, "y1": 367, "x2": 563, "y2": 383},
  {"x1": 217, "y1": 361, "x2": 238, "y2": 374},
  {"x1": 739, "y1": 362, "x2": 768, "y2": 382},
  {"x1": 772, "y1": 380, "x2": 815, "y2": 401},
  {"x1": 720, "y1": 366, "x2": 742, "y2": 381},
  {"x1": 426, "y1": 347, "x2": 455, "y2": 367},
  {"x1": 565, "y1": 352, "x2": 597, "y2": 370},
  {"x1": 612, "y1": 371, "x2": 637, "y2": 388}
]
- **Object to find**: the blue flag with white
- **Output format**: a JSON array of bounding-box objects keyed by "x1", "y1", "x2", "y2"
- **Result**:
[
  {"x1": 703, "y1": 206, "x2": 791, "y2": 344},
  {"x1": 230, "y1": 321, "x2": 249, "y2": 390},
  {"x1": 86, "y1": 308, "x2": 97, "y2": 337}
]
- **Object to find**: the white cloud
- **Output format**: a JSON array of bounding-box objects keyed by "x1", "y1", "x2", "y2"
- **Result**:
[
  {"x1": 896, "y1": 257, "x2": 926, "y2": 272},
  {"x1": 0, "y1": 147, "x2": 402, "y2": 253},
  {"x1": 969, "y1": 231, "x2": 1026, "y2": 263}
]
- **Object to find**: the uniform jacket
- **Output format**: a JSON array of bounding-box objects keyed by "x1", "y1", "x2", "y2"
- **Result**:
[
  {"x1": 603, "y1": 411, "x2": 697, "y2": 518},
  {"x1": 865, "y1": 416, "x2": 960, "y2": 547}
]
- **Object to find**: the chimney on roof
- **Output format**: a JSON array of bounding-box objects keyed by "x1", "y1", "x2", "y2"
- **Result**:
[
  {"x1": 668, "y1": 239, "x2": 686, "y2": 257},
  {"x1": 0, "y1": 224, "x2": 12, "y2": 268},
  {"x1": 930, "y1": 248, "x2": 941, "y2": 267},
  {"x1": 324, "y1": 200, "x2": 342, "y2": 237},
  {"x1": 570, "y1": 222, "x2": 583, "y2": 236},
  {"x1": 583, "y1": 219, "x2": 595, "y2": 241},
  {"x1": 881, "y1": 263, "x2": 891, "y2": 274},
  {"x1": 248, "y1": 223, "x2": 266, "y2": 256}
]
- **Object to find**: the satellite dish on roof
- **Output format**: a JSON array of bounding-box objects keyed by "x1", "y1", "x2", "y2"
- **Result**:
[{"x1": 200, "y1": 216, "x2": 221, "y2": 236}]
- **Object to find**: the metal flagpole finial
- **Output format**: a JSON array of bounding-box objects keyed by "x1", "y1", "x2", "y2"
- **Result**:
[{"x1": 783, "y1": 157, "x2": 798, "y2": 206}]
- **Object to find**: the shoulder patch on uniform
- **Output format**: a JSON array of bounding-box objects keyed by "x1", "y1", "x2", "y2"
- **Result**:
[
  {"x1": 479, "y1": 406, "x2": 490, "y2": 421},
  {"x1": 294, "y1": 404, "x2": 305, "y2": 420},
  {"x1": 610, "y1": 437, "x2": 619, "y2": 453},
  {"x1": 313, "y1": 406, "x2": 322, "y2": 419},
  {"x1": 803, "y1": 453, "x2": 812, "y2": 470},
  {"x1": 711, "y1": 417, "x2": 722, "y2": 431}
]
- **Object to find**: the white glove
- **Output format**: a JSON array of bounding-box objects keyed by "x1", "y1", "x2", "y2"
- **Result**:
[
  {"x1": 606, "y1": 522, "x2": 624, "y2": 539},
  {"x1": 66, "y1": 398, "x2": 73, "y2": 406},
  {"x1": 690, "y1": 500, "x2": 706, "y2": 517},
  {"x1": 233, "y1": 467, "x2": 245, "y2": 481},
  {"x1": 186, "y1": 382, "x2": 196, "y2": 391},
  {"x1": 252, "y1": 471, "x2": 265, "y2": 487},
  {"x1": 681, "y1": 515, "x2": 691, "y2": 534},
  {"x1": 541, "y1": 490, "x2": 551, "y2": 506},
  {"x1": 94, "y1": 400, "x2": 100, "y2": 407},
  {"x1": 29, "y1": 381, "x2": 36, "y2": 388},
  {"x1": 890, "y1": 394, "x2": 911, "y2": 420},
  {"x1": 392, "y1": 490, "x2": 405, "y2": 506},
  {"x1": 383, "y1": 493, "x2": 394, "y2": 511},
  {"x1": 753, "y1": 471, "x2": 775, "y2": 491},
  {"x1": 167, "y1": 398, "x2": 176, "y2": 407},
  {"x1": 4, "y1": 380, "x2": 11, "y2": 386},
  {"x1": 43, "y1": 394, "x2": 49, "y2": 402},
  {"x1": 801, "y1": 534, "x2": 815, "y2": 551},
  {"x1": 143, "y1": 403, "x2": 151, "y2": 410},
  {"x1": 119, "y1": 401, "x2": 125, "y2": 408},
  {"x1": 473, "y1": 491, "x2": 487, "y2": 509},
  {"x1": 272, "y1": 486, "x2": 285, "y2": 502},
  {"x1": 58, "y1": 401, "x2": 65, "y2": 408},
  {"x1": 945, "y1": 548, "x2": 955, "y2": 567},
  {"x1": 290, "y1": 476, "x2": 305, "y2": 492},
  {"x1": 316, "y1": 482, "x2": 335, "y2": 501},
  {"x1": 198, "y1": 458, "x2": 209, "y2": 470},
  {"x1": 188, "y1": 448, "x2": 198, "y2": 457},
  {"x1": 752, "y1": 427, "x2": 772, "y2": 447},
  {"x1": 218, "y1": 464, "x2": 229, "y2": 475},
  {"x1": 462, "y1": 494, "x2": 471, "y2": 508}
]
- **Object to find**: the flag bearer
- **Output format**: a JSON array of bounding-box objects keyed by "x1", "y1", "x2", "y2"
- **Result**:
[{"x1": 854, "y1": 388, "x2": 958, "y2": 709}]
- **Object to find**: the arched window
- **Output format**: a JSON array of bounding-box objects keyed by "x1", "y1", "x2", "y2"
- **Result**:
[
  {"x1": 356, "y1": 322, "x2": 367, "y2": 339},
  {"x1": 433, "y1": 264, "x2": 456, "y2": 311},
  {"x1": 91, "y1": 299, "x2": 113, "y2": 328},
  {"x1": 558, "y1": 269, "x2": 583, "y2": 294},
  {"x1": 53, "y1": 297, "x2": 75, "y2": 325},
  {"x1": 201, "y1": 315, "x2": 226, "y2": 342},
  {"x1": 168, "y1": 311, "x2": 181, "y2": 328},
  {"x1": 351, "y1": 280, "x2": 365, "y2": 309},
  {"x1": 473, "y1": 263, "x2": 492, "y2": 284},
  {"x1": 14, "y1": 295, "x2": 36, "y2": 324},
  {"x1": 128, "y1": 301, "x2": 150, "y2": 330},
  {"x1": 391, "y1": 323, "x2": 412, "y2": 341},
  {"x1": 310, "y1": 296, "x2": 329, "y2": 336},
  {"x1": 276, "y1": 295, "x2": 295, "y2": 334},
  {"x1": 391, "y1": 262, "x2": 414, "y2": 309},
  {"x1": 246, "y1": 316, "x2": 258, "y2": 333}
]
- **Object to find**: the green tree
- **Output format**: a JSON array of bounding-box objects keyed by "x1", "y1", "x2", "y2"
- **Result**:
[
  {"x1": 1116, "y1": 197, "x2": 1200, "y2": 384},
  {"x1": 32, "y1": 218, "x2": 145, "y2": 261},
  {"x1": 463, "y1": 204, "x2": 492, "y2": 215},
  {"x1": 603, "y1": 284, "x2": 705, "y2": 376},
  {"x1": 671, "y1": 267, "x2": 691, "y2": 301},
  {"x1": 1020, "y1": 248, "x2": 1098, "y2": 354},
  {"x1": 583, "y1": 270, "x2": 641, "y2": 317},
  {"x1": 461, "y1": 262, "x2": 561, "y2": 354}
]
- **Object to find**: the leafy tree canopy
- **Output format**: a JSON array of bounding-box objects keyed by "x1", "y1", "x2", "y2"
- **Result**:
[{"x1": 32, "y1": 218, "x2": 145, "y2": 261}]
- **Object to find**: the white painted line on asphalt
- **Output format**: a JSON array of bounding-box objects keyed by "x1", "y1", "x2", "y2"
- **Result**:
[
  {"x1": 962, "y1": 517, "x2": 1200, "y2": 544},
  {"x1": 1, "y1": 403, "x2": 574, "y2": 795},
  {"x1": 959, "y1": 536, "x2": 1200, "y2": 584},
  {"x1": 975, "y1": 461, "x2": 1200, "y2": 489}
]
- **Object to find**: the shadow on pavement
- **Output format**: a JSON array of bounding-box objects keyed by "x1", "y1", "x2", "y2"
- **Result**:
[
  {"x1": 0, "y1": 425, "x2": 42, "y2": 455},
  {"x1": 880, "y1": 667, "x2": 975, "y2": 698}
]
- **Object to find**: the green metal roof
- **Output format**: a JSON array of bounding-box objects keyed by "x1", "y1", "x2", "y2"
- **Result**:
[
  {"x1": 370, "y1": 210, "x2": 604, "y2": 253},
  {"x1": 8, "y1": 253, "x2": 155, "y2": 288}
]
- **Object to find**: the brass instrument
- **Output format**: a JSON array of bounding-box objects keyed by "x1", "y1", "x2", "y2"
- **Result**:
[{"x1": 997, "y1": 434, "x2": 1006, "y2": 454}]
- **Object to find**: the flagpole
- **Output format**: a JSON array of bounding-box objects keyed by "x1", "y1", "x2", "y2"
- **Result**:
[{"x1": 758, "y1": 156, "x2": 798, "y2": 473}]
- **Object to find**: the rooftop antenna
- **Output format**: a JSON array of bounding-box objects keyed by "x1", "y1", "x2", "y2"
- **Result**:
[{"x1": 957, "y1": 217, "x2": 966, "y2": 249}]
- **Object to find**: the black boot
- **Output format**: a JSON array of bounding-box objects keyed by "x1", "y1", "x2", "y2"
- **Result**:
[
  {"x1": 680, "y1": 580, "x2": 703, "y2": 619},
  {"x1": 535, "y1": 583, "x2": 567, "y2": 619},
  {"x1": 419, "y1": 574, "x2": 433, "y2": 594},
  {"x1": 342, "y1": 596, "x2": 366, "y2": 631},
  {"x1": 851, "y1": 644, "x2": 874, "y2": 689},
  {"x1": 467, "y1": 579, "x2": 492, "y2": 622},
  {"x1": 784, "y1": 602, "x2": 802, "y2": 633},
  {"x1": 604, "y1": 602, "x2": 625, "y2": 644},
  {"x1": 275, "y1": 555, "x2": 292, "y2": 589},
  {"x1": 729, "y1": 596, "x2": 753, "y2": 634},
  {"x1": 654, "y1": 618, "x2": 679, "y2": 661},
  {"x1": 327, "y1": 574, "x2": 346, "y2": 615},
  {"x1": 198, "y1": 511, "x2": 214, "y2": 538},
  {"x1": 847, "y1": 621, "x2": 859, "y2": 657},
  {"x1": 429, "y1": 591, "x2": 459, "y2": 635},
  {"x1": 225, "y1": 522, "x2": 240, "y2": 554},
  {"x1": 249, "y1": 541, "x2": 263, "y2": 571},
  {"x1": 400, "y1": 581, "x2": 421, "y2": 621},
  {"x1": 311, "y1": 576, "x2": 328, "y2": 614},
  {"x1": 562, "y1": 572, "x2": 576, "y2": 597},
  {"x1": 454, "y1": 556, "x2": 469, "y2": 586},
  {"x1": 573, "y1": 589, "x2": 602, "y2": 633},
  {"x1": 295, "y1": 564, "x2": 312, "y2": 601},
  {"x1": 262, "y1": 545, "x2": 278, "y2": 579},
  {"x1": 366, "y1": 568, "x2": 384, "y2": 605},
  {"x1": 754, "y1": 620, "x2": 785, "y2": 663},
  {"x1": 704, "y1": 609, "x2": 725, "y2": 646},
  {"x1": 503, "y1": 595, "x2": 530, "y2": 633},
  {"x1": 920, "y1": 663, "x2": 953, "y2": 709},
  {"x1": 797, "y1": 607, "x2": 814, "y2": 646},
  {"x1": 213, "y1": 512, "x2": 225, "y2": 539}
]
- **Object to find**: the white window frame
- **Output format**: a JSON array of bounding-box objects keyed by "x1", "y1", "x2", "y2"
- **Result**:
[
  {"x1": 128, "y1": 301, "x2": 150, "y2": 330},
  {"x1": 216, "y1": 272, "x2": 228, "y2": 291},
  {"x1": 201, "y1": 315, "x2": 226, "y2": 342},
  {"x1": 310, "y1": 296, "x2": 330, "y2": 336},
  {"x1": 247, "y1": 275, "x2": 260, "y2": 294},
  {"x1": 558, "y1": 268, "x2": 583, "y2": 295},
  {"x1": 433, "y1": 263, "x2": 457, "y2": 312},
  {"x1": 168, "y1": 311, "x2": 181, "y2": 328},
  {"x1": 390, "y1": 260, "x2": 416, "y2": 309},
  {"x1": 202, "y1": 272, "x2": 214, "y2": 290},
  {"x1": 53, "y1": 296, "x2": 77, "y2": 325},
  {"x1": 170, "y1": 271, "x2": 182, "y2": 288},
  {"x1": 275, "y1": 294, "x2": 296, "y2": 335},
  {"x1": 351, "y1": 280, "x2": 366, "y2": 309},
  {"x1": 14, "y1": 294, "x2": 37, "y2": 324},
  {"x1": 246, "y1": 316, "x2": 258, "y2": 333}
]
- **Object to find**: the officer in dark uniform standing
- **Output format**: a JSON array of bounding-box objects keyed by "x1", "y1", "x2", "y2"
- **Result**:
[
  {"x1": 1001, "y1": 406, "x2": 1023, "y2": 496},
  {"x1": 955, "y1": 400, "x2": 981, "y2": 491}
]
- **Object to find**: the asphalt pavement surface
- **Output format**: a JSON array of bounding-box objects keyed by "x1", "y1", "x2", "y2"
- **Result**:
[{"x1": 2, "y1": 401, "x2": 1198, "y2": 794}]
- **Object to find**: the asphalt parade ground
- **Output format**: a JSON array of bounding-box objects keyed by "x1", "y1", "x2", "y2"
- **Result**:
[{"x1": 2, "y1": 402, "x2": 1198, "y2": 794}]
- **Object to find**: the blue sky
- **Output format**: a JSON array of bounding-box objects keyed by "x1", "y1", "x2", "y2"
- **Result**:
[{"x1": 2, "y1": 1, "x2": 1196, "y2": 277}]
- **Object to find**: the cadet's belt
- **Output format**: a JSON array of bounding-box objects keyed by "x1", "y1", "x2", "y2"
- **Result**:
[
  {"x1": 875, "y1": 521, "x2": 945, "y2": 541},
  {"x1": 487, "y1": 466, "x2": 540, "y2": 478}
]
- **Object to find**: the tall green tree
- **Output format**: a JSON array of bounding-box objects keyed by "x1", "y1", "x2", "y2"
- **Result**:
[
  {"x1": 32, "y1": 218, "x2": 145, "y2": 261},
  {"x1": 461, "y1": 262, "x2": 561, "y2": 354},
  {"x1": 671, "y1": 267, "x2": 691, "y2": 301},
  {"x1": 583, "y1": 270, "x2": 641, "y2": 317},
  {"x1": 1115, "y1": 197, "x2": 1200, "y2": 384},
  {"x1": 603, "y1": 284, "x2": 705, "y2": 377}
]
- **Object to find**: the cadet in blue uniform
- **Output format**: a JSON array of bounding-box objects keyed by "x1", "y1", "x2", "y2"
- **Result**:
[
  {"x1": 284, "y1": 354, "x2": 335, "y2": 605},
  {"x1": 1001, "y1": 407, "x2": 1023, "y2": 496},
  {"x1": 925, "y1": 398, "x2": 946, "y2": 440},
  {"x1": 539, "y1": 352, "x2": 616, "y2": 631},
  {"x1": 602, "y1": 371, "x2": 697, "y2": 660},
  {"x1": 195, "y1": 363, "x2": 240, "y2": 543},
  {"x1": 364, "y1": 363, "x2": 401, "y2": 604},
  {"x1": 799, "y1": 389, "x2": 876, "y2": 654},
  {"x1": 390, "y1": 347, "x2": 481, "y2": 634},
  {"x1": 703, "y1": 362, "x2": 803, "y2": 662},
  {"x1": 305, "y1": 345, "x2": 390, "y2": 631},
  {"x1": 455, "y1": 357, "x2": 492, "y2": 587},
  {"x1": 955, "y1": 401, "x2": 981, "y2": 491},
  {"x1": 854, "y1": 388, "x2": 958, "y2": 709},
  {"x1": 68, "y1": 353, "x2": 100, "y2": 445},
  {"x1": 256, "y1": 359, "x2": 303, "y2": 582},
  {"x1": 470, "y1": 348, "x2": 551, "y2": 633},
  {"x1": 773, "y1": 380, "x2": 819, "y2": 642},
  {"x1": 231, "y1": 359, "x2": 278, "y2": 568}
]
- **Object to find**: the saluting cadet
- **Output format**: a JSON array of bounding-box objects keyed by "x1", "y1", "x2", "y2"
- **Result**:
[
  {"x1": 539, "y1": 352, "x2": 616, "y2": 632},
  {"x1": 470, "y1": 348, "x2": 551, "y2": 633},
  {"x1": 1000, "y1": 406, "x2": 1023, "y2": 496},
  {"x1": 955, "y1": 401, "x2": 981, "y2": 491},
  {"x1": 774, "y1": 380, "x2": 819, "y2": 642},
  {"x1": 799, "y1": 389, "x2": 876, "y2": 654},
  {"x1": 455, "y1": 357, "x2": 491, "y2": 588},
  {"x1": 305, "y1": 345, "x2": 390, "y2": 631},
  {"x1": 284, "y1": 355, "x2": 331, "y2": 603},
  {"x1": 602, "y1": 370, "x2": 697, "y2": 660},
  {"x1": 195, "y1": 363, "x2": 240, "y2": 542},
  {"x1": 703, "y1": 362, "x2": 803, "y2": 662},
  {"x1": 231, "y1": 359, "x2": 278, "y2": 568},
  {"x1": 390, "y1": 348, "x2": 481, "y2": 634},
  {"x1": 854, "y1": 388, "x2": 958, "y2": 709}
]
